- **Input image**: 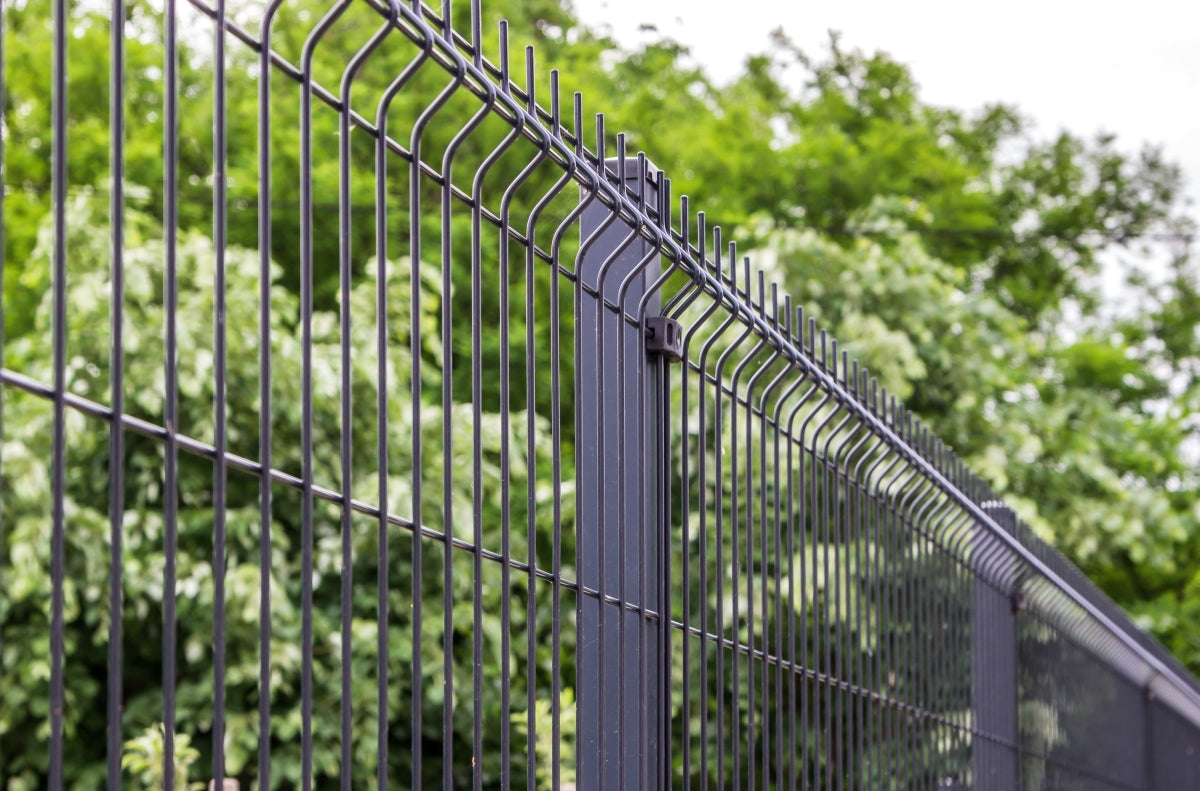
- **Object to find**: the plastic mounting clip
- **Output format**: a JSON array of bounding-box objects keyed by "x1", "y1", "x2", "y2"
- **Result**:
[{"x1": 645, "y1": 316, "x2": 684, "y2": 362}]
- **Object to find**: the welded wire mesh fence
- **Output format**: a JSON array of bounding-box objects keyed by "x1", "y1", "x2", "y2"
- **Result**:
[{"x1": 2, "y1": 0, "x2": 1200, "y2": 789}]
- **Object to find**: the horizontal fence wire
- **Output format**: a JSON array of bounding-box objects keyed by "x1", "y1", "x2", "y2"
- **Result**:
[{"x1": 2, "y1": 0, "x2": 1200, "y2": 789}]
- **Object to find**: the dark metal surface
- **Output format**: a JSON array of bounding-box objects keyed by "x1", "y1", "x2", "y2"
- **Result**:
[
  {"x1": 3, "y1": 1, "x2": 1200, "y2": 789},
  {"x1": 577, "y1": 152, "x2": 665, "y2": 790}
]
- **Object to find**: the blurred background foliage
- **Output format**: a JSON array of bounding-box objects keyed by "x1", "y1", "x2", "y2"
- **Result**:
[{"x1": 2, "y1": 0, "x2": 1199, "y2": 786}]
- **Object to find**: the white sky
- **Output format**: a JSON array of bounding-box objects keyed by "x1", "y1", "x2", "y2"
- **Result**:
[{"x1": 572, "y1": 0, "x2": 1200, "y2": 237}]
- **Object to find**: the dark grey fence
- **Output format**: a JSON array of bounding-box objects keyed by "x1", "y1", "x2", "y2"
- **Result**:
[{"x1": 2, "y1": 0, "x2": 1200, "y2": 789}]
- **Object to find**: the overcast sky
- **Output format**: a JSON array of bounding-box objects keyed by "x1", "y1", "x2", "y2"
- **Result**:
[{"x1": 572, "y1": 0, "x2": 1200, "y2": 237}]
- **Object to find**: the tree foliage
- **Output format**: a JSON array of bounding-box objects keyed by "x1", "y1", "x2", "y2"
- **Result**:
[
  {"x1": 2, "y1": 192, "x2": 575, "y2": 787},
  {"x1": 3, "y1": 0, "x2": 1200, "y2": 786}
]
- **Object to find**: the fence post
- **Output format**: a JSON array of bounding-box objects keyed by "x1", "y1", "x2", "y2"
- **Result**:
[
  {"x1": 1145, "y1": 683, "x2": 1155, "y2": 791},
  {"x1": 576, "y1": 156, "x2": 664, "y2": 791},
  {"x1": 973, "y1": 503, "x2": 1022, "y2": 790}
]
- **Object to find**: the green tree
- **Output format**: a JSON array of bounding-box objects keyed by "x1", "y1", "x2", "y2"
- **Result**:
[
  {"x1": 4, "y1": 0, "x2": 1200, "y2": 787},
  {"x1": 0, "y1": 193, "x2": 575, "y2": 788}
]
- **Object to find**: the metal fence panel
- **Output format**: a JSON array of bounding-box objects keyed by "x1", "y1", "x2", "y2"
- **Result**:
[{"x1": 3, "y1": 1, "x2": 1200, "y2": 789}]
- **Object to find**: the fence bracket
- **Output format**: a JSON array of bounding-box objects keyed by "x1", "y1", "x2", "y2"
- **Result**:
[{"x1": 644, "y1": 316, "x2": 683, "y2": 362}]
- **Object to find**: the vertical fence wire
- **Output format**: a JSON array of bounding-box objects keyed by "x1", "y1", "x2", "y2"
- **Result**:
[
  {"x1": 48, "y1": 0, "x2": 68, "y2": 786},
  {"x1": 211, "y1": 0, "x2": 229, "y2": 782},
  {"x1": 257, "y1": 3, "x2": 280, "y2": 788},
  {"x1": 162, "y1": 1, "x2": 181, "y2": 786},
  {"x1": 108, "y1": 0, "x2": 127, "y2": 782}
]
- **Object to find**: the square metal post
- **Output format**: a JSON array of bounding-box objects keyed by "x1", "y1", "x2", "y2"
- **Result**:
[
  {"x1": 972, "y1": 503, "x2": 1021, "y2": 790},
  {"x1": 576, "y1": 157, "x2": 664, "y2": 791}
]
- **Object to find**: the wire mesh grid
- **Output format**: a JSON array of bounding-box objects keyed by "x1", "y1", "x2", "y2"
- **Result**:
[{"x1": 2, "y1": 0, "x2": 1200, "y2": 788}]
